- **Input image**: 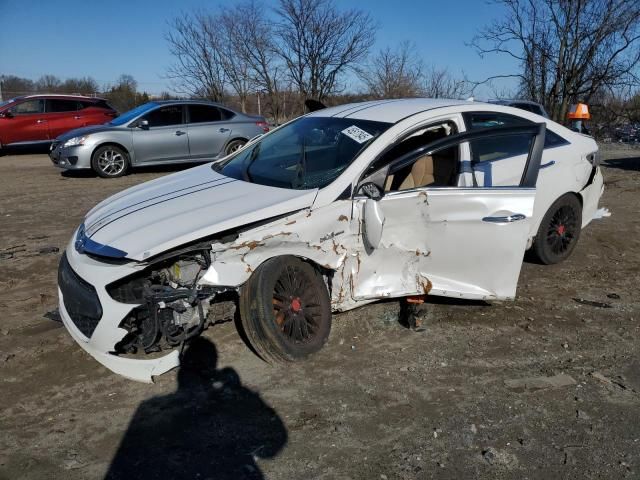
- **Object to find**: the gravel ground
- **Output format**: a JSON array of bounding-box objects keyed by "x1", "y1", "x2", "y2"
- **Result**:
[{"x1": 0, "y1": 144, "x2": 639, "y2": 479}]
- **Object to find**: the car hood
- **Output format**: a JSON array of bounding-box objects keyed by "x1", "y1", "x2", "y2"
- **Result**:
[
  {"x1": 56, "y1": 124, "x2": 119, "y2": 141},
  {"x1": 83, "y1": 163, "x2": 318, "y2": 261}
]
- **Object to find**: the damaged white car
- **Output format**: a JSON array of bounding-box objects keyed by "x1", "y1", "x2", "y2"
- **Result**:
[{"x1": 58, "y1": 99, "x2": 603, "y2": 382}]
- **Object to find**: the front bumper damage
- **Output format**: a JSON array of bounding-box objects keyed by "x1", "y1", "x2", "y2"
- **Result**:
[{"x1": 58, "y1": 234, "x2": 180, "y2": 383}]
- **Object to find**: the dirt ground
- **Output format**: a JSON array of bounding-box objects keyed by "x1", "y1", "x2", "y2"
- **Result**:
[{"x1": 0, "y1": 144, "x2": 639, "y2": 480}]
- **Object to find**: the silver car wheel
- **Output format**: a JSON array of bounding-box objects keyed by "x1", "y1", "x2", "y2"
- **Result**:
[
  {"x1": 97, "y1": 149, "x2": 125, "y2": 176},
  {"x1": 229, "y1": 142, "x2": 244, "y2": 153}
]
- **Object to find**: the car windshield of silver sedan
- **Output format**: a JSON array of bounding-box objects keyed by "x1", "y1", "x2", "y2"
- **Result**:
[
  {"x1": 108, "y1": 102, "x2": 159, "y2": 126},
  {"x1": 218, "y1": 116, "x2": 392, "y2": 189}
]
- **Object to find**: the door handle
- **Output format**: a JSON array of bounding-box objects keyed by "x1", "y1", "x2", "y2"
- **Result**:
[
  {"x1": 73, "y1": 116, "x2": 82, "y2": 120},
  {"x1": 36, "y1": 119, "x2": 47, "y2": 124},
  {"x1": 482, "y1": 213, "x2": 527, "y2": 223},
  {"x1": 175, "y1": 130, "x2": 186, "y2": 136},
  {"x1": 218, "y1": 127, "x2": 230, "y2": 133}
]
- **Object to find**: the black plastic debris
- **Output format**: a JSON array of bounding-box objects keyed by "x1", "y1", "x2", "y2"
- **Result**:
[
  {"x1": 38, "y1": 246, "x2": 60, "y2": 255},
  {"x1": 606, "y1": 293, "x2": 621, "y2": 299},
  {"x1": 573, "y1": 297, "x2": 612, "y2": 308}
]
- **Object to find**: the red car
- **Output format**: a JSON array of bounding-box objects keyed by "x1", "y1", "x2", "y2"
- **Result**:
[{"x1": 0, "y1": 94, "x2": 117, "y2": 150}]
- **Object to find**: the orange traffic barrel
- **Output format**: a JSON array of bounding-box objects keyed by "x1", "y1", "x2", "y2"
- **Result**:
[{"x1": 568, "y1": 103, "x2": 591, "y2": 120}]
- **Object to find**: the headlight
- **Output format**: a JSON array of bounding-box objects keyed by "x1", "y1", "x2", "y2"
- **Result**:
[{"x1": 63, "y1": 135, "x2": 89, "y2": 148}]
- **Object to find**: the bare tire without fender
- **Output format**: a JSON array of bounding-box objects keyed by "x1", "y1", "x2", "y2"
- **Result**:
[
  {"x1": 225, "y1": 139, "x2": 246, "y2": 155},
  {"x1": 91, "y1": 145, "x2": 129, "y2": 178},
  {"x1": 239, "y1": 256, "x2": 332, "y2": 363},
  {"x1": 532, "y1": 194, "x2": 582, "y2": 265}
]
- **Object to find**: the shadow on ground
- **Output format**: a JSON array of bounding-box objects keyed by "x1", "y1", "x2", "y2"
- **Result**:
[
  {"x1": 105, "y1": 337, "x2": 287, "y2": 480},
  {"x1": 602, "y1": 156, "x2": 640, "y2": 172},
  {"x1": 0, "y1": 144, "x2": 51, "y2": 156}
]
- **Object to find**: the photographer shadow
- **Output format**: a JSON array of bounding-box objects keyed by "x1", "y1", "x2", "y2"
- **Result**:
[{"x1": 105, "y1": 337, "x2": 287, "y2": 480}]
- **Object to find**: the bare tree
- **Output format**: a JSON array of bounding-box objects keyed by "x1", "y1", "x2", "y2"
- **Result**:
[
  {"x1": 276, "y1": 0, "x2": 377, "y2": 105},
  {"x1": 360, "y1": 42, "x2": 424, "y2": 98},
  {"x1": 0, "y1": 75, "x2": 35, "y2": 98},
  {"x1": 35, "y1": 74, "x2": 62, "y2": 92},
  {"x1": 220, "y1": 0, "x2": 287, "y2": 123},
  {"x1": 471, "y1": 0, "x2": 640, "y2": 122},
  {"x1": 60, "y1": 76, "x2": 99, "y2": 95},
  {"x1": 165, "y1": 12, "x2": 226, "y2": 101},
  {"x1": 423, "y1": 66, "x2": 469, "y2": 99}
]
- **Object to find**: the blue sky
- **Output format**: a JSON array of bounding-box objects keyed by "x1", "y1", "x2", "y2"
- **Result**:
[{"x1": 0, "y1": 0, "x2": 519, "y2": 97}]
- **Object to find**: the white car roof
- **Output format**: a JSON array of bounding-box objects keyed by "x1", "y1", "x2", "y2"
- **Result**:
[{"x1": 308, "y1": 98, "x2": 477, "y2": 123}]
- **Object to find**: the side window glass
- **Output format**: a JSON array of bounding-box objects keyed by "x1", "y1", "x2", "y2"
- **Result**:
[
  {"x1": 144, "y1": 105, "x2": 183, "y2": 127},
  {"x1": 47, "y1": 99, "x2": 79, "y2": 112},
  {"x1": 189, "y1": 105, "x2": 221, "y2": 123},
  {"x1": 12, "y1": 99, "x2": 44, "y2": 114},
  {"x1": 367, "y1": 120, "x2": 457, "y2": 183},
  {"x1": 385, "y1": 145, "x2": 459, "y2": 192},
  {"x1": 468, "y1": 132, "x2": 536, "y2": 187},
  {"x1": 470, "y1": 134, "x2": 532, "y2": 163},
  {"x1": 544, "y1": 130, "x2": 567, "y2": 148},
  {"x1": 219, "y1": 108, "x2": 235, "y2": 120}
]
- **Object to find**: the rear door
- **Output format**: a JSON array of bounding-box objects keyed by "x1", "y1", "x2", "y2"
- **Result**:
[
  {"x1": 4, "y1": 99, "x2": 48, "y2": 144},
  {"x1": 45, "y1": 99, "x2": 85, "y2": 138},
  {"x1": 353, "y1": 124, "x2": 546, "y2": 301},
  {"x1": 131, "y1": 104, "x2": 189, "y2": 163},
  {"x1": 186, "y1": 104, "x2": 232, "y2": 160}
]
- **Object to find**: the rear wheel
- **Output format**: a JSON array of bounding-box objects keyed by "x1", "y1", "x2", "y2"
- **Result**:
[
  {"x1": 91, "y1": 145, "x2": 129, "y2": 178},
  {"x1": 532, "y1": 194, "x2": 582, "y2": 264},
  {"x1": 239, "y1": 256, "x2": 332, "y2": 363},
  {"x1": 225, "y1": 139, "x2": 246, "y2": 155}
]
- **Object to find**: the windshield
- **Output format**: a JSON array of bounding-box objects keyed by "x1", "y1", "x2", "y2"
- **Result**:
[
  {"x1": 218, "y1": 116, "x2": 391, "y2": 189},
  {"x1": 109, "y1": 102, "x2": 158, "y2": 126}
]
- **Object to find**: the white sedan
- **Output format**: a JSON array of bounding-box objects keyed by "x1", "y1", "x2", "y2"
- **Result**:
[{"x1": 58, "y1": 98, "x2": 603, "y2": 382}]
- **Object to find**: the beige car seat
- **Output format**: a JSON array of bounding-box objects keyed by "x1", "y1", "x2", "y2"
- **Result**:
[{"x1": 398, "y1": 155, "x2": 435, "y2": 190}]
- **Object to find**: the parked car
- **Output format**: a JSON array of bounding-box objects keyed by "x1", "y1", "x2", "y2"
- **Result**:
[
  {"x1": 49, "y1": 100, "x2": 269, "y2": 177},
  {"x1": 0, "y1": 94, "x2": 117, "y2": 150},
  {"x1": 489, "y1": 99, "x2": 549, "y2": 118},
  {"x1": 57, "y1": 98, "x2": 603, "y2": 382}
]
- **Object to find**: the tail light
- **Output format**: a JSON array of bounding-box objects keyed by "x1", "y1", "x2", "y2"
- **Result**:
[{"x1": 256, "y1": 121, "x2": 269, "y2": 133}]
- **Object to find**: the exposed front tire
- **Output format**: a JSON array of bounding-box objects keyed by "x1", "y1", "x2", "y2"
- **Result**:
[
  {"x1": 532, "y1": 194, "x2": 582, "y2": 265},
  {"x1": 239, "y1": 256, "x2": 332, "y2": 363},
  {"x1": 91, "y1": 145, "x2": 129, "y2": 178},
  {"x1": 225, "y1": 139, "x2": 247, "y2": 155}
]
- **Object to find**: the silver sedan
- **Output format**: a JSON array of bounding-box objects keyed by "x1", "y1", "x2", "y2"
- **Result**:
[{"x1": 49, "y1": 100, "x2": 269, "y2": 178}]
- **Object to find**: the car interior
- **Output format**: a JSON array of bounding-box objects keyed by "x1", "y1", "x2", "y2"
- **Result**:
[{"x1": 382, "y1": 121, "x2": 459, "y2": 192}]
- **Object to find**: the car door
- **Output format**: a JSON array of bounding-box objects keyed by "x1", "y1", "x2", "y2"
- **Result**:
[
  {"x1": 45, "y1": 98, "x2": 85, "y2": 139},
  {"x1": 4, "y1": 99, "x2": 48, "y2": 144},
  {"x1": 131, "y1": 104, "x2": 189, "y2": 163},
  {"x1": 352, "y1": 123, "x2": 546, "y2": 301},
  {"x1": 186, "y1": 104, "x2": 232, "y2": 160}
]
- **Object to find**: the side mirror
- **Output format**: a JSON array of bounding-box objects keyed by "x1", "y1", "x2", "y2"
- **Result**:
[
  {"x1": 137, "y1": 119, "x2": 149, "y2": 129},
  {"x1": 357, "y1": 182, "x2": 383, "y2": 200},
  {"x1": 0, "y1": 110, "x2": 13, "y2": 118}
]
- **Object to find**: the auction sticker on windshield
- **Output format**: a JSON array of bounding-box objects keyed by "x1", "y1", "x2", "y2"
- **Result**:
[{"x1": 341, "y1": 125, "x2": 374, "y2": 144}]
